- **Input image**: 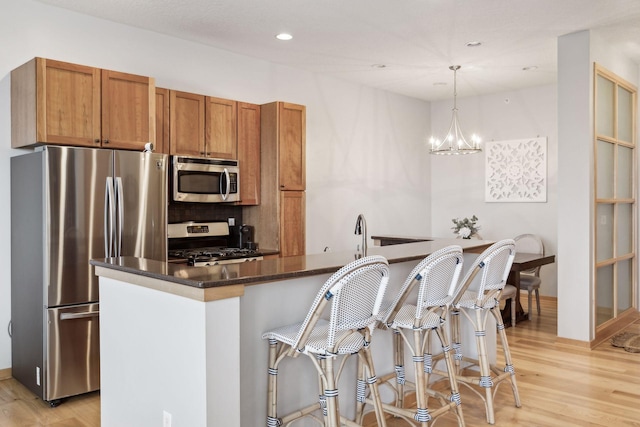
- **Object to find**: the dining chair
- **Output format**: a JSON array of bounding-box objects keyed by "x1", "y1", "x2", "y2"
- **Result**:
[
  {"x1": 514, "y1": 233, "x2": 544, "y2": 320},
  {"x1": 500, "y1": 284, "x2": 518, "y2": 327},
  {"x1": 262, "y1": 255, "x2": 390, "y2": 427}
]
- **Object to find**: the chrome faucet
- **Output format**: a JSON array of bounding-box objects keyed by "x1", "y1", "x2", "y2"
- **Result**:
[{"x1": 354, "y1": 213, "x2": 367, "y2": 256}]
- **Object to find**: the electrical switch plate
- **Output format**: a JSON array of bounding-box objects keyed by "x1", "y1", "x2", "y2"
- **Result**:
[
  {"x1": 228, "y1": 218, "x2": 235, "y2": 226},
  {"x1": 163, "y1": 410, "x2": 172, "y2": 427}
]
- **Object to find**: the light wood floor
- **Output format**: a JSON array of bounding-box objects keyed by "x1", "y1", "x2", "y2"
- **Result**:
[
  {"x1": 0, "y1": 297, "x2": 639, "y2": 426},
  {"x1": 365, "y1": 297, "x2": 640, "y2": 426}
]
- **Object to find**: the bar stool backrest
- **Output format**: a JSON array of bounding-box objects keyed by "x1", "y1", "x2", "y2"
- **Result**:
[
  {"x1": 292, "y1": 255, "x2": 390, "y2": 354},
  {"x1": 453, "y1": 239, "x2": 516, "y2": 308},
  {"x1": 382, "y1": 245, "x2": 464, "y2": 326}
]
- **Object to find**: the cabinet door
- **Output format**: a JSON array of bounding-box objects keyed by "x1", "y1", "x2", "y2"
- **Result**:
[
  {"x1": 36, "y1": 58, "x2": 101, "y2": 147},
  {"x1": 278, "y1": 102, "x2": 306, "y2": 191},
  {"x1": 101, "y1": 70, "x2": 155, "y2": 150},
  {"x1": 280, "y1": 191, "x2": 305, "y2": 257},
  {"x1": 237, "y1": 102, "x2": 260, "y2": 205},
  {"x1": 205, "y1": 96, "x2": 237, "y2": 159},
  {"x1": 170, "y1": 90, "x2": 205, "y2": 156},
  {"x1": 155, "y1": 88, "x2": 170, "y2": 154}
]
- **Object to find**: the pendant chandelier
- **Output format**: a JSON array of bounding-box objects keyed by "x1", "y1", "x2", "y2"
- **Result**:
[{"x1": 430, "y1": 65, "x2": 482, "y2": 155}]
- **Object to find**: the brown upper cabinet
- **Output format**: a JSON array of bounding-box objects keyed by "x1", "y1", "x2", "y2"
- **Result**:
[
  {"x1": 169, "y1": 90, "x2": 205, "y2": 156},
  {"x1": 206, "y1": 96, "x2": 237, "y2": 159},
  {"x1": 11, "y1": 57, "x2": 156, "y2": 150},
  {"x1": 169, "y1": 90, "x2": 237, "y2": 159},
  {"x1": 236, "y1": 102, "x2": 261, "y2": 205},
  {"x1": 276, "y1": 102, "x2": 306, "y2": 191},
  {"x1": 155, "y1": 87, "x2": 170, "y2": 154}
]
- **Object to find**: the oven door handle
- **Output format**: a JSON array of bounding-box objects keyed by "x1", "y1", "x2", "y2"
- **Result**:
[{"x1": 221, "y1": 168, "x2": 230, "y2": 201}]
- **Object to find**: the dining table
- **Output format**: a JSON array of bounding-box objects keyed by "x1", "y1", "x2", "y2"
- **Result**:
[{"x1": 502, "y1": 251, "x2": 556, "y2": 326}]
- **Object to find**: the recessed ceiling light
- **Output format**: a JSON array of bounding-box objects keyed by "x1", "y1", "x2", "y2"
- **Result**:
[
  {"x1": 522, "y1": 65, "x2": 538, "y2": 71},
  {"x1": 465, "y1": 41, "x2": 482, "y2": 47},
  {"x1": 371, "y1": 64, "x2": 386, "y2": 68},
  {"x1": 275, "y1": 33, "x2": 293, "y2": 41}
]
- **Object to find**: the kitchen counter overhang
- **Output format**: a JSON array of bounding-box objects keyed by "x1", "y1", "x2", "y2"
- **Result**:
[{"x1": 91, "y1": 238, "x2": 492, "y2": 301}]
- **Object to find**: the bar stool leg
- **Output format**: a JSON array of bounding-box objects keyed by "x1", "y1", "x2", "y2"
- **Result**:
[
  {"x1": 266, "y1": 338, "x2": 280, "y2": 427},
  {"x1": 472, "y1": 310, "x2": 495, "y2": 424},
  {"x1": 355, "y1": 353, "x2": 366, "y2": 424},
  {"x1": 359, "y1": 342, "x2": 388, "y2": 427},
  {"x1": 412, "y1": 329, "x2": 431, "y2": 426},
  {"x1": 450, "y1": 310, "x2": 463, "y2": 374},
  {"x1": 320, "y1": 356, "x2": 340, "y2": 427},
  {"x1": 434, "y1": 326, "x2": 466, "y2": 427},
  {"x1": 393, "y1": 329, "x2": 406, "y2": 408},
  {"x1": 491, "y1": 306, "x2": 521, "y2": 409}
]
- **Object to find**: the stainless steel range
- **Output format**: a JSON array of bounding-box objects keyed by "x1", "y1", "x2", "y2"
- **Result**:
[{"x1": 168, "y1": 221, "x2": 263, "y2": 266}]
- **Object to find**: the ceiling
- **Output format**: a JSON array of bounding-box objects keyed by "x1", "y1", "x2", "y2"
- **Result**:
[{"x1": 35, "y1": 0, "x2": 640, "y2": 101}]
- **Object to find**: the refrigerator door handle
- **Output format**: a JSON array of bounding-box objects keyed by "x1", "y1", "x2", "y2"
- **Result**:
[
  {"x1": 221, "y1": 168, "x2": 230, "y2": 201},
  {"x1": 115, "y1": 177, "x2": 124, "y2": 257},
  {"x1": 104, "y1": 177, "x2": 116, "y2": 257},
  {"x1": 60, "y1": 311, "x2": 100, "y2": 321}
]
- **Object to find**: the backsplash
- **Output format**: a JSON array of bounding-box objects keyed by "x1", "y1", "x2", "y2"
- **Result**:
[{"x1": 168, "y1": 202, "x2": 243, "y2": 225}]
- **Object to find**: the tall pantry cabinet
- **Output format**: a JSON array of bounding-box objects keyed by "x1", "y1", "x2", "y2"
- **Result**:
[{"x1": 244, "y1": 102, "x2": 306, "y2": 257}]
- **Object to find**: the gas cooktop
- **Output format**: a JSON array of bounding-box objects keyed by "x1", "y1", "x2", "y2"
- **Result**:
[{"x1": 168, "y1": 221, "x2": 263, "y2": 266}]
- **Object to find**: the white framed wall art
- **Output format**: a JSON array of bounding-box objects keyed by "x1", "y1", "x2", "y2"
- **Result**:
[{"x1": 485, "y1": 137, "x2": 547, "y2": 203}]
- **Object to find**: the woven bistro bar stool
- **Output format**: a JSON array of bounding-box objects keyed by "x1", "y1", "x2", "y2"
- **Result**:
[
  {"x1": 262, "y1": 255, "x2": 390, "y2": 427},
  {"x1": 445, "y1": 239, "x2": 521, "y2": 424},
  {"x1": 371, "y1": 246, "x2": 467, "y2": 426}
]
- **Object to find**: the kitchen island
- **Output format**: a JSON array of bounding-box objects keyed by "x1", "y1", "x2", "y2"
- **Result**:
[{"x1": 92, "y1": 239, "x2": 493, "y2": 427}]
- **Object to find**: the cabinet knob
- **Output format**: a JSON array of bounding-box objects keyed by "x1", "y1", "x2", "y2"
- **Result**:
[
  {"x1": 94, "y1": 139, "x2": 100, "y2": 144},
  {"x1": 103, "y1": 139, "x2": 109, "y2": 144}
]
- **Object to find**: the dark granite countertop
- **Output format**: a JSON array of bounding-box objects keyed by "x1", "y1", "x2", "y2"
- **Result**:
[{"x1": 91, "y1": 238, "x2": 493, "y2": 289}]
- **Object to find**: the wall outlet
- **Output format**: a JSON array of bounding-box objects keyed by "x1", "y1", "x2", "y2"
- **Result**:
[
  {"x1": 36, "y1": 366, "x2": 40, "y2": 386},
  {"x1": 163, "y1": 410, "x2": 172, "y2": 427},
  {"x1": 228, "y1": 217, "x2": 235, "y2": 226}
]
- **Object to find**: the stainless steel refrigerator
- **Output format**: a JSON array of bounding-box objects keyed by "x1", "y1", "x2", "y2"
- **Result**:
[{"x1": 11, "y1": 145, "x2": 167, "y2": 405}]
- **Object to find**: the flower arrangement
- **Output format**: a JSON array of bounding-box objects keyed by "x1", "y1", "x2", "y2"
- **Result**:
[{"x1": 451, "y1": 215, "x2": 480, "y2": 239}]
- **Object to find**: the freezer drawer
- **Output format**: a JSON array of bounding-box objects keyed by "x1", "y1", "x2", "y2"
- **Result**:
[{"x1": 46, "y1": 304, "x2": 100, "y2": 401}]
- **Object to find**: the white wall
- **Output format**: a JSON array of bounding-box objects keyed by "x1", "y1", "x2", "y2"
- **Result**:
[
  {"x1": 0, "y1": 1, "x2": 431, "y2": 370},
  {"x1": 430, "y1": 84, "x2": 558, "y2": 297}
]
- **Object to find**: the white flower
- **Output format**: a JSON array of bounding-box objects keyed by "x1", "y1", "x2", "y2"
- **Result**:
[{"x1": 458, "y1": 227, "x2": 472, "y2": 238}]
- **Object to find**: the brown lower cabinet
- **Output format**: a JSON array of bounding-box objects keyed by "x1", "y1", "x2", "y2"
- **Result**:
[{"x1": 279, "y1": 191, "x2": 305, "y2": 257}]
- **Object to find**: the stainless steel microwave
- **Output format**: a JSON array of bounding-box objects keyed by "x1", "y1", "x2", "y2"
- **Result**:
[{"x1": 172, "y1": 156, "x2": 240, "y2": 203}]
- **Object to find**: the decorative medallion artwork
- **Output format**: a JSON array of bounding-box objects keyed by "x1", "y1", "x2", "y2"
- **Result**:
[{"x1": 485, "y1": 137, "x2": 547, "y2": 203}]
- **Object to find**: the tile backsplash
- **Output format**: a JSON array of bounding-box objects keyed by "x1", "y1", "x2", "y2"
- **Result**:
[{"x1": 168, "y1": 202, "x2": 243, "y2": 225}]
